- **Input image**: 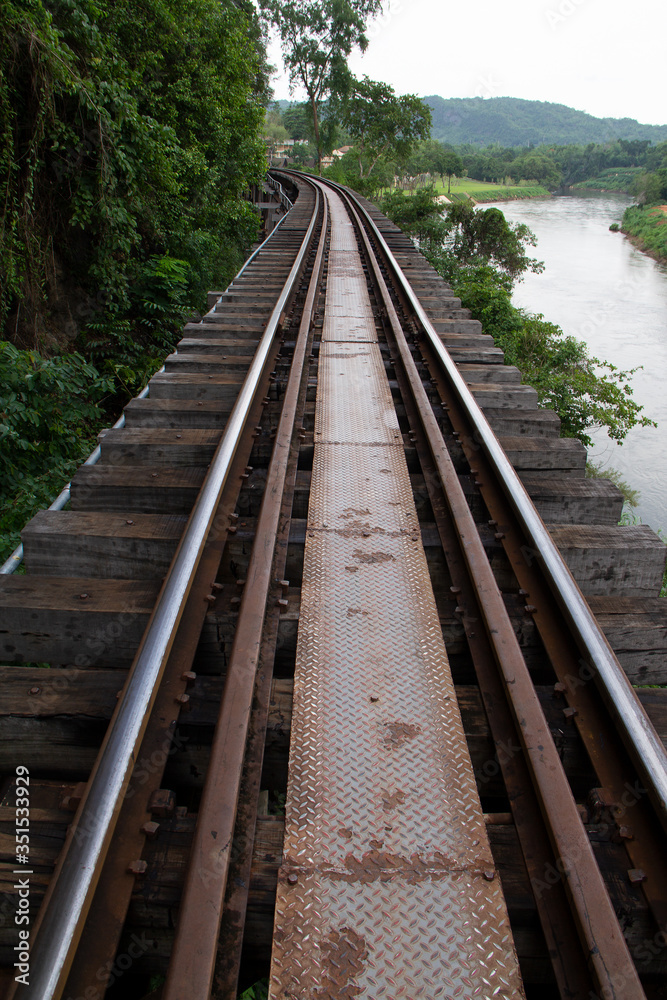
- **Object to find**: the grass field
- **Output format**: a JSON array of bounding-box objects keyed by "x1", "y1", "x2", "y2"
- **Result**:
[{"x1": 431, "y1": 178, "x2": 551, "y2": 202}]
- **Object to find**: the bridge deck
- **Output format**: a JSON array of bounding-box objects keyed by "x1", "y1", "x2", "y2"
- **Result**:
[{"x1": 269, "y1": 188, "x2": 523, "y2": 998}]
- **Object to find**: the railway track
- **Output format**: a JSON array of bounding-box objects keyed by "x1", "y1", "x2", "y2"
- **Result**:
[{"x1": 0, "y1": 171, "x2": 666, "y2": 1000}]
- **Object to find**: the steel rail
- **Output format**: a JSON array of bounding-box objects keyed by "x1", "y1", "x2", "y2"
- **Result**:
[
  {"x1": 163, "y1": 179, "x2": 326, "y2": 1000},
  {"x1": 337, "y1": 183, "x2": 645, "y2": 999},
  {"x1": 0, "y1": 181, "x2": 296, "y2": 579},
  {"x1": 18, "y1": 189, "x2": 320, "y2": 1000},
  {"x1": 339, "y1": 181, "x2": 667, "y2": 831}
]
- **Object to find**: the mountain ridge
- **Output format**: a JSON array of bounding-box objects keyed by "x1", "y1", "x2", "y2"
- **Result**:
[{"x1": 424, "y1": 96, "x2": 667, "y2": 146}]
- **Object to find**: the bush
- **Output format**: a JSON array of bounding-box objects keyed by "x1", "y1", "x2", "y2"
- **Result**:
[
  {"x1": 622, "y1": 205, "x2": 667, "y2": 262},
  {"x1": 0, "y1": 343, "x2": 113, "y2": 562}
]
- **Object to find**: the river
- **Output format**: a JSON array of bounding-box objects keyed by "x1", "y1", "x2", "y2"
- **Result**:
[{"x1": 485, "y1": 192, "x2": 667, "y2": 534}]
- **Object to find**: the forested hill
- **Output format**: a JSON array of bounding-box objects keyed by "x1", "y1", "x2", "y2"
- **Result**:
[{"x1": 425, "y1": 96, "x2": 667, "y2": 147}]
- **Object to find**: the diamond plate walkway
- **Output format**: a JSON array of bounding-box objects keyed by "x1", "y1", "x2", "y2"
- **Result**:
[{"x1": 268, "y1": 187, "x2": 524, "y2": 999}]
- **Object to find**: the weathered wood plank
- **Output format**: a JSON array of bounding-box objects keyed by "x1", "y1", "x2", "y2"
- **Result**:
[
  {"x1": 0, "y1": 576, "x2": 157, "y2": 666},
  {"x1": 99, "y1": 427, "x2": 221, "y2": 465},
  {"x1": 184, "y1": 321, "x2": 265, "y2": 338},
  {"x1": 148, "y1": 372, "x2": 244, "y2": 401},
  {"x1": 482, "y1": 408, "x2": 562, "y2": 438},
  {"x1": 71, "y1": 466, "x2": 206, "y2": 514},
  {"x1": 500, "y1": 435, "x2": 587, "y2": 473},
  {"x1": 587, "y1": 596, "x2": 667, "y2": 684},
  {"x1": 122, "y1": 397, "x2": 232, "y2": 429},
  {"x1": 22, "y1": 511, "x2": 186, "y2": 579},
  {"x1": 469, "y1": 383, "x2": 538, "y2": 409},
  {"x1": 548, "y1": 525, "x2": 666, "y2": 597},
  {"x1": 164, "y1": 353, "x2": 253, "y2": 373},
  {"x1": 176, "y1": 338, "x2": 259, "y2": 356},
  {"x1": 458, "y1": 363, "x2": 522, "y2": 384},
  {"x1": 519, "y1": 476, "x2": 623, "y2": 524}
]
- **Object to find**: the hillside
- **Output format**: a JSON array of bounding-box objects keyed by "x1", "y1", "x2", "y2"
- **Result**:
[{"x1": 425, "y1": 96, "x2": 667, "y2": 147}]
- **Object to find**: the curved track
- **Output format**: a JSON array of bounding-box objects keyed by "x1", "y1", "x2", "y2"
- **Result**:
[{"x1": 0, "y1": 172, "x2": 666, "y2": 1000}]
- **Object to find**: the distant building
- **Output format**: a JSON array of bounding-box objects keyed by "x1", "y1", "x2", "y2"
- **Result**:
[{"x1": 265, "y1": 138, "x2": 295, "y2": 166}]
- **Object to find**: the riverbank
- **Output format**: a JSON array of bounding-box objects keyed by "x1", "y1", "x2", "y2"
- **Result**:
[
  {"x1": 492, "y1": 192, "x2": 666, "y2": 533},
  {"x1": 621, "y1": 204, "x2": 667, "y2": 263},
  {"x1": 471, "y1": 185, "x2": 551, "y2": 203},
  {"x1": 435, "y1": 178, "x2": 550, "y2": 203},
  {"x1": 571, "y1": 167, "x2": 643, "y2": 194}
]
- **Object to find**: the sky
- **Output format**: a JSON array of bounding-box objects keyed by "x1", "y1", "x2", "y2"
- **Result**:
[{"x1": 267, "y1": 0, "x2": 667, "y2": 126}]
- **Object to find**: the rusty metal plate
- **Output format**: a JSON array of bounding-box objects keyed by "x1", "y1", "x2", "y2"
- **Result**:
[
  {"x1": 307, "y1": 442, "x2": 419, "y2": 534},
  {"x1": 283, "y1": 529, "x2": 491, "y2": 868},
  {"x1": 269, "y1": 188, "x2": 523, "y2": 998},
  {"x1": 322, "y1": 218, "x2": 376, "y2": 343},
  {"x1": 271, "y1": 873, "x2": 520, "y2": 999},
  {"x1": 315, "y1": 342, "x2": 401, "y2": 445}
]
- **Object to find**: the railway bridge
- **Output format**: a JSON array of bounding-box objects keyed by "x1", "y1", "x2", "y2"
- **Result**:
[{"x1": 1, "y1": 173, "x2": 666, "y2": 1000}]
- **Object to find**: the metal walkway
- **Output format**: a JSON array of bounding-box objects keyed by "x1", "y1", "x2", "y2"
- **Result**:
[{"x1": 269, "y1": 187, "x2": 523, "y2": 998}]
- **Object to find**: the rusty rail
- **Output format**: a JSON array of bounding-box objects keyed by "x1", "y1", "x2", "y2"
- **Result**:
[
  {"x1": 339, "y1": 178, "x2": 667, "y2": 832},
  {"x1": 17, "y1": 182, "x2": 321, "y2": 1000},
  {"x1": 162, "y1": 185, "x2": 327, "y2": 999},
  {"x1": 331, "y1": 181, "x2": 646, "y2": 1000}
]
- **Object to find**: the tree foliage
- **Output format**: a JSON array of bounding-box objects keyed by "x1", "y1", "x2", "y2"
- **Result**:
[
  {"x1": 440, "y1": 203, "x2": 544, "y2": 281},
  {"x1": 344, "y1": 76, "x2": 431, "y2": 178},
  {"x1": 0, "y1": 0, "x2": 269, "y2": 560},
  {"x1": 260, "y1": 0, "x2": 381, "y2": 171},
  {"x1": 0, "y1": 341, "x2": 112, "y2": 560},
  {"x1": 0, "y1": 0, "x2": 267, "y2": 351}
]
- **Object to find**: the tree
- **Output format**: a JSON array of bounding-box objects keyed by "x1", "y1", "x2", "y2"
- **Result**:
[
  {"x1": 282, "y1": 102, "x2": 313, "y2": 141},
  {"x1": 260, "y1": 0, "x2": 381, "y2": 172},
  {"x1": 440, "y1": 150, "x2": 464, "y2": 193},
  {"x1": 413, "y1": 141, "x2": 463, "y2": 192},
  {"x1": 264, "y1": 108, "x2": 290, "y2": 152},
  {"x1": 0, "y1": 0, "x2": 266, "y2": 346},
  {"x1": 512, "y1": 154, "x2": 561, "y2": 188},
  {"x1": 344, "y1": 76, "x2": 431, "y2": 178},
  {"x1": 443, "y1": 203, "x2": 544, "y2": 281}
]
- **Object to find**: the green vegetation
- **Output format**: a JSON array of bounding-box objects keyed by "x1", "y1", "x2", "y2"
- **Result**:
[
  {"x1": 622, "y1": 206, "x2": 667, "y2": 262},
  {"x1": 259, "y1": 0, "x2": 381, "y2": 172},
  {"x1": 379, "y1": 189, "x2": 656, "y2": 449},
  {"x1": 343, "y1": 76, "x2": 431, "y2": 179},
  {"x1": 434, "y1": 180, "x2": 550, "y2": 202},
  {"x1": 1, "y1": 0, "x2": 269, "y2": 563},
  {"x1": 239, "y1": 982, "x2": 269, "y2": 1000},
  {"x1": 572, "y1": 167, "x2": 644, "y2": 191},
  {"x1": 0, "y1": 344, "x2": 112, "y2": 561},
  {"x1": 619, "y1": 144, "x2": 667, "y2": 262},
  {"x1": 424, "y1": 96, "x2": 667, "y2": 147},
  {"x1": 1, "y1": 0, "x2": 267, "y2": 350}
]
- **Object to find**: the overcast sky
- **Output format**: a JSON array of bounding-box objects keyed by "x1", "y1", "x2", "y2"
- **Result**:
[{"x1": 267, "y1": 0, "x2": 666, "y2": 126}]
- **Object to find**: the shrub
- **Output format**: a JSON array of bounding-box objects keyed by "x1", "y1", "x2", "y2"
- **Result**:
[{"x1": 0, "y1": 343, "x2": 113, "y2": 562}]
